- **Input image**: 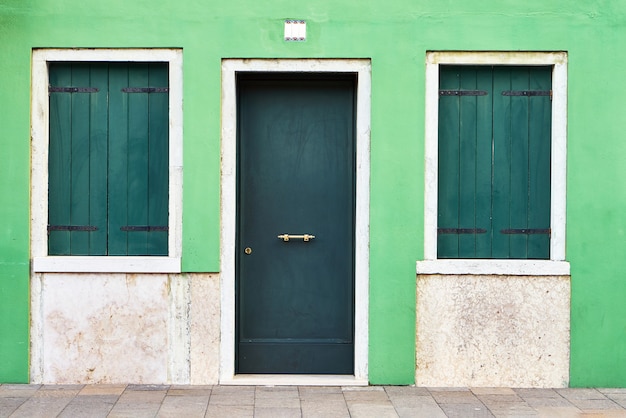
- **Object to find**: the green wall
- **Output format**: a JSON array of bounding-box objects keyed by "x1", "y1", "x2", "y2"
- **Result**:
[{"x1": 1, "y1": 0, "x2": 625, "y2": 385}]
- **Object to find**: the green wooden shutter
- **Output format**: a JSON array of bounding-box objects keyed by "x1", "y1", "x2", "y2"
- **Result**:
[
  {"x1": 438, "y1": 66, "x2": 551, "y2": 259},
  {"x1": 48, "y1": 63, "x2": 169, "y2": 256}
]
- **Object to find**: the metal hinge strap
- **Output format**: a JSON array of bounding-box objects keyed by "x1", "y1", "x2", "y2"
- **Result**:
[
  {"x1": 501, "y1": 90, "x2": 551, "y2": 97},
  {"x1": 49, "y1": 87, "x2": 99, "y2": 93},
  {"x1": 440, "y1": 90, "x2": 488, "y2": 96},
  {"x1": 500, "y1": 228, "x2": 551, "y2": 235},
  {"x1": 121, "y1": 87, "x2": 169, "y2": 93},
  {"x1": 47, "y1": 225, "x2": 98, "y2": 231},
  {"x1": 438, "y1": 228, "x2": 487, "y2": 234},
  {"x1": 120, "y1": 226, "x2": 169, "y2": 232}
]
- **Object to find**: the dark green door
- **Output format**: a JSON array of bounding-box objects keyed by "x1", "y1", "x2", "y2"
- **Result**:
[{"x1": 236, "y1": 74, "x2": 356, "y2": 374}]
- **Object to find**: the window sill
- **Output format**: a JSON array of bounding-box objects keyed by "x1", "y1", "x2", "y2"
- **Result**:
[
  {"x1": 32, "y1": 256, "x2": 181, "y2": 273},
  {"x1": 416, "y1": 259, "x2": 570, "y2": 276}
]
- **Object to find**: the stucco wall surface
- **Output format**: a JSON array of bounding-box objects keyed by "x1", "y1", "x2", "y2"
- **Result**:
[
  {"x1": 0, "y1": 0, "x2": 625, "y2": 385},
  {"x1": 30, "y1": 273, "x2": 220, "y2": 384},
  {"x1": 416, "y1": 275, "x2": 570, "y2": 388}
]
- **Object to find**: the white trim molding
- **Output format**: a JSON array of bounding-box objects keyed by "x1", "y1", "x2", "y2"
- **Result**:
[
  {"x1": 220, "y1": 59, "x2": 371, "y2": 385},
  {"x1": 419, "y1": 51, "x2": 569, "y2": 276},
  {"x1": 31, "y1": 48, "x2": 183, "y2": 273}
]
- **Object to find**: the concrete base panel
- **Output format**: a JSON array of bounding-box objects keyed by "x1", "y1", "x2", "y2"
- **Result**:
[
  {"x1": 30, "y1": 273, "x2": 220, "y2": 384},
  {"x1": 415, "y1": 274, "x2": 570, "y2": 388}
]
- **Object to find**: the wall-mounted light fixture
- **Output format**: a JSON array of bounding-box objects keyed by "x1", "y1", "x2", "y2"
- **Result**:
[{"x1": 284, "y1": 20, "x2": 306, "y2": 41}]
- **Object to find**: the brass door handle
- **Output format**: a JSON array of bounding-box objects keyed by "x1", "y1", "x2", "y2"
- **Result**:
[{"x1": 277, "y1": 234, "x2": 315, "y2": 242}]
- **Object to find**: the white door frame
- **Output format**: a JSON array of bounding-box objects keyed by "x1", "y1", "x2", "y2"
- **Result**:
[{"x1": 220, "y1": 59, "x2": 371, "y2": 385}]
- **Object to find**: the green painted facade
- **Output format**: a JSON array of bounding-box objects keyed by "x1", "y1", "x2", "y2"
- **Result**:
[{"x1": 1, "y1": 0, "x2": 625, "y2": 386}]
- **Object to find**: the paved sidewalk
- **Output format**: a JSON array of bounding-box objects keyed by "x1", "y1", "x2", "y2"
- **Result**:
[{"x1": 1, "y1": 384, "x2": 626, "y2": 418}]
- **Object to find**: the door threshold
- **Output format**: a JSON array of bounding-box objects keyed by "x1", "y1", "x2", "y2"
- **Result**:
[{"x1": 220, "y1": 374, "x2": 368, "y2": 386}]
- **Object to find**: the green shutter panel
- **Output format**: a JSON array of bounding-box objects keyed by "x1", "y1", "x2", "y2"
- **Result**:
[
  {"x1": 49, "y1": 63, "x2": 108, "y2": 255},
  {"x1": 438, "y1": 66, "x2": 551, "y2": 259},
  {"x1": 48, "y1": 63, "x2": 168, "y2": 256}
]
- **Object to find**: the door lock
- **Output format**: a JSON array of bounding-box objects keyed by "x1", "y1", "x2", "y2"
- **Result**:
[{"x1": 244, "y1": 247, "x2": 252, "y2": 254}]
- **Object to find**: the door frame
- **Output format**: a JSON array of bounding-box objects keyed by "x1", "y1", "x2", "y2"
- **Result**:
[{"x1": 220, "y1": 59, "x2": 371, "y2": 385}]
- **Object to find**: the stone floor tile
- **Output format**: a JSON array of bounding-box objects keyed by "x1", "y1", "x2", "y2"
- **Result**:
[
  {"x1": 343, "y1": 386, "x2": 390, "y2": 402},
  {"x1": 343, "y1": 386, "x2": 386, "y2": 392},
  {"x1": 79, "y1": 384, "x2": 127, "y2": 396},
  {"x1": 472, "y1": 388, "x2": 518, "y2": 396},
  {"x1": 298, "y1": 391, "x2": 345, "y2": 401},
  {"x1": 39, "y1": 384, "x2": 84, "y2": 391},
  {"x1": 156, "y1": 395, "x2": 210, "y2": 418},
  {"x1": 385, "y1": 386, "x2": 431, "y2": 397},
  {"x1": 533, "y1": 406, "x2": 582, "y2": 417},
  {"x1": 204, "y1": 404, "x2": 254, "y2": 417},
  {"x1": 0, "y1": 397, "x2": 28, "y2": 417},
  {"x1": 346, "y1": 402, "x2": 399, "y2": 418},
  {"x1": 254, "y1": 406, "x2": 302, "y2": 418},
  {"x1": 211, "y1": 385, "x2": 255, "y2": 395},
  {"x1": 599, "y1": 389, "x2": 626, "y2": 395},
  {"x1": 299, "y1": 386, "x2": 343, "y2": 395},
  {"x1": 9, "y1": 396, "x2": 75, "y2": 418},
  {"x1": 555, "y1": 388, "x2": 607, "y2": 400},
  {"x1": 167, "y1": 387, "x2": 212, "y2": 397},
  {"x1": 514, "y1": 389, "x2": 563, "y2": 399},
  {"x1": 0, "y1": 385, "x2": 41, "y2": 398},
  {"x1": 117, "y1": 389, "x2": 167, "y2": 403},
  {"x1": 57, "y1": 395, "x2": 119, "y2": 418},
  {"x1": 428, "y1": 387, "x2": 472, "y2": 392},
  {"x1": 438, "y1": 402, "x2": 495, "y2": 418},
  {"x1": 255, "y1": 396, "x2": 301, "y2": 408},
  {"x1": 578, "y1": 411, "x2": 626, "y2": 417},
  {"x1": 107, "y1": 402, "x2": 163, "y2": 418},
  {"x1": 387, "y1": 393, "x2": 441, "y2": 409},
  {"x1": 301, "y1": 399, "x2": 350, "y2": 417},
  {"x1": 608, "y1": 395, "x2": 626, "y2": 408},
  {"x1": 395, "y1": 405, "x2": 448, "y2": 418},
  {"x1": 430, "y1": 390, "x2": 484, "y2": 404},
  {"x1": 482, "y1": 401, "x2": 538, "y2": 417},
  {"x1": 126, "y1": 384, "x2": 170, "y2": 391},
  {"x1": 208, "y1": 393, "x2": 255, "y2": 406},
  {"x1": 256, "y1": 386, "x2": 299, "y2": 395},
  {"x1": 524, "y1": 397, "x2": 576, "y2": 408},
  {"x1": 391, "y1": 397, "x2": 448, "y2": 418},
  {"x1": 568, "y1": 398, "x2": 623, "y2": 410},
  {"x1": 169, "y1": 384, "x2": 214, "y2": 390},
  {"x1": 478, "y1": 394, "x2": 525, "y2": 404},
  {"x1": 34, "y1": 386, "x2": 82, "y2": 398},
  {"x1": 256, "y1": 386, "x2": 300, "y2": 404}
]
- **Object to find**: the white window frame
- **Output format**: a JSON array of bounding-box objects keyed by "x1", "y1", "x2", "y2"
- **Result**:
[
  {"x1": 219, "y1": 59, "x2": 370, "y2": 385},
  {"x1": 31, "y1": 49, "x2": 183, "y2": 273},
  {"x1": 418, "y1": 51, "x2": 569, "y2": 276}
]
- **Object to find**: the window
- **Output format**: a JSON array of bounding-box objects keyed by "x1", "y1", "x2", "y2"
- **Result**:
[
  {"x1": 438, "y1": 65, "x2": 551, "y2": 259},
  {"x1": 420, "y1": 52, "x2": 569, "y2": 275},
  {"x1": 32, "y1": 49, "x2": 182, "y2": 272},
  {"x1": 48, "y1": 62, "x2": 169, "y2": 256}
]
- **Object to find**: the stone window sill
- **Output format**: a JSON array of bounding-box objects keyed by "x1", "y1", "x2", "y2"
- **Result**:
[{"x1": 416, "y1": 259, "x2": 570, "y2": 276}]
